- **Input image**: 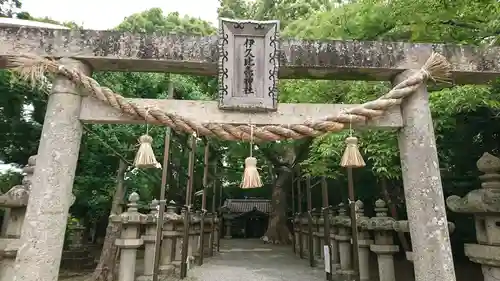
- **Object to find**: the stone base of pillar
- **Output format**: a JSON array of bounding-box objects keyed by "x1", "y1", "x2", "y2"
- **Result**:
[
  {"x1": 465, "y1": 243, "x2": 500, "y2": 281},
  {"x1": 337, "y1": 269, "x2": 356, "y2": 280},
  {"x1": 159, "y1": 264, "x2": 177, "y2": 276},
  {"x1": 136, "y1": 275, "x2": 153, "y2": 281},
  {"x1": 224, "y1": 235, "x2": 232, "y2": 239}
]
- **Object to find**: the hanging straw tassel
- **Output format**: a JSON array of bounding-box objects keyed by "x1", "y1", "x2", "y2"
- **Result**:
[
  {"x1": 241, "y1": 156, "x2": 263, "y2": 189},
  {"x1": 134, "y1": 134, "x2": 160, "y2": 169},
  {"x1": 421, "y1": 52, "x2": 452, "y2": 84},
  {"x1": 240, "y1": 125, "x2": 263, "y2": 189},
  {"x1": 340, "y1": 136, "x2": 366, "y2": 168}
]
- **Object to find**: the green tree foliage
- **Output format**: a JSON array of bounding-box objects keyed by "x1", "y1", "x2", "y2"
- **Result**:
[
  {"x1": 15, "y1": 11, "x2": 81, "y2": 29},
  {"x1": 116, "y1": 8, "x2": 216, "y2": 35},
  {"x1": 2, "y1": 0, "x2": 500, "y2": 249},
  {"x1": 0, "y1": 0, "x2": 21, "y2": 17},
  {"x1": 218, "y1": 0, "x2": 332, "y2": 28}
]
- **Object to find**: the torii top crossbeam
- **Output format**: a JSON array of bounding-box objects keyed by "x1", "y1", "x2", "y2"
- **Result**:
[
  {"x1": 1, "y1": 18, "x2": 498, "y2": 142},
  {"x1": 0, "y1": 26, "x2": 499, "y2": 84}
]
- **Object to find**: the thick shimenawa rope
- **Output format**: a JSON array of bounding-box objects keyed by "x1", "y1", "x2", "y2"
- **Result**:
[{"x1": 5, "y1": 53, "x2": 451, "y2": 142}]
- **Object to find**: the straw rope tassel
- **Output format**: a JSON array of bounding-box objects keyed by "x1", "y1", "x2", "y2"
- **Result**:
[
  {"x1": 134, "y1": 109, "x2": 160, "y2": 169},
  {"x1": 240, "y1": 125, "x2": 263, "y2": 189},
  {"x1": 340, "y1": 116, "x2": 366, "y2": 168}
]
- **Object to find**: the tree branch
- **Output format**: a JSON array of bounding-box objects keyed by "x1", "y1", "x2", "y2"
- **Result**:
[
  {"x1": 259, "y1": 146, "x2": 287, "y2": 167},
  {"x1": 292, "y1": 138, "x2": 314, "y2": 168},
  {"x1": 439, "y1": 20, "x2": 480, "y2": 30}
]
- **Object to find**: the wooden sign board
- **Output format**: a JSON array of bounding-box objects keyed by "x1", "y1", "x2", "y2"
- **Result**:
[{"x1": 218, "y1": 18, "x2": 280, "y2": 112}]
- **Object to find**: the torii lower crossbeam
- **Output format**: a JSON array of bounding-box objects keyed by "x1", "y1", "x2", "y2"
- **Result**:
[{"x1": 80, "y1": 97, "x2": 403, "y2": 128}]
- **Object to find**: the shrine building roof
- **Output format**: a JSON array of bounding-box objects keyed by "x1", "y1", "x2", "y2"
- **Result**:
[{"x1": 222, "y1": 199, "x2": 272, "y2": 214}]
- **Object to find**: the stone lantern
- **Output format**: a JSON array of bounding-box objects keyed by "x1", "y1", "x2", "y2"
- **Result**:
[{"x1": 447, "y1": 152, "x2": 500, "y2": 281}]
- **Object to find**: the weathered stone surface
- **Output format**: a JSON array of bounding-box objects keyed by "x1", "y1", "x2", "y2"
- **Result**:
[
  {"x1": 464, "y1": 244, "x2": 500, "y2": 267},
  {"x1": 12, "y1": 58, "x2": 91, "y2": 281},
  {"x1": 447, "y1": 152, "x2": 500, "y2": 213},
  {"x1": 1, "y1": 27, "x2": 499, "y2": 84},
  {"x1": 0, "y1": 155, "x2": 36, "y2": 208},
  {"x1": 396, "y1": 69, "x2": 456, "y2": 281}
]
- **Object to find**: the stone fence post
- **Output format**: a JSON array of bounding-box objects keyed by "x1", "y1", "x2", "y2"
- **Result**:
[
  {"x1": 0, "y1": 155, "x2": 35, "y2": 239},
  {"x1": 355, "y1": 201, "x2": 373, "y2": 281},
  {"x1": 138, "y1": 199, "x2": 158, "y2": 281},
  {"x1": 191, "y1": 211, "x2": 201, "y2": 261},
  {"x1": 110, "y1": 192, "x2": 146, "y2": 281},
  {"x1": 393, "y1": 220, "x2": 455, "y2": 264},
  {"x1": 0, "y1": 155, "x2": 33, "y2": 281},
  {"x1": 312, "y1": 212, "x2": 322, "y2": 263},
  {"x1": 365, "y1": 199, "x2": 399, "y2": 281},
  {"x1": 333, "y1": 203, "x2": 354, "y2": 278},
  {"x1": 328, "y1": 209, "x2": 340, "y2": 271},
  {"x1": 200, "y1": 213, "x2": 212, "y2": 257},
  {"x1": 67, "y1": 221, "x2": 85, "y2": 250},
  {"x1": 293, "y1": 214, "x2": 300, "y2": 255},
  {"x1": 447, "y1": 152, "x2": 500, "y2": 281},
  {"x1": 300, "y1": 214, "x2": 309, "y2": 258},
  {"x1": 211, "y1": 215, "x2": 220, "y2": 253},
  {"x1": 159, "y1": 205, "x2": 182, "y2": 275}
]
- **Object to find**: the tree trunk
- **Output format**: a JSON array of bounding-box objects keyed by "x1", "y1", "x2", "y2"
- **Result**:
[
  {"x1": 260, "y1": 139, "x2": 312, "y2": 245},
  {"x1": 264, "y1": 168, "x2": 292, "y2": 245},
  {"x1": 90, "y1": 159, "x2": 127, "y2": 281}
]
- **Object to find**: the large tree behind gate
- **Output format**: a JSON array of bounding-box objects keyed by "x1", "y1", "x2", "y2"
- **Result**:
[{"x1": 258, "y1": 139, "x2": 313, "y2": 244}]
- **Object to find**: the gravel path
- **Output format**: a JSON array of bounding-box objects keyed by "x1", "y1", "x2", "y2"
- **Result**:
[{"x1": 189, "y1": 239, "x2": 328, "y2": 281}]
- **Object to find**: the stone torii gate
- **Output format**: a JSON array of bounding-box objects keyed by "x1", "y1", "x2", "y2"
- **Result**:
[{"x1": 1, "y1": 18, "x2": 500, "y2": 281}]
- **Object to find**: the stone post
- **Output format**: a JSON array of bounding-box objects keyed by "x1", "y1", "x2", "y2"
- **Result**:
[
  {"x1": 334, "y1": 203, "x2": 354, "y2": 277},
  {"x1": 355, "y1": 201, "x2": 373, "y2": 281},
  {"x1": 293, "y1": 214, "x2": 300, "y2": 254},
  {"x1": 301, "y1": 215, "x2": 309, "y2": 257},
  {"x1": 447, "y1": 153, "x2": 500, "y2": 281},
  {"x1": 111, "y1": 193, "x2": 146, "y2": 281},
  {"x1": 159, "y1": 205, "x2": 182, "y2": 275},
  {"x1": 191, "y1": 210, "x2": 201, "y2": 259},
  {"x1": 395, "y1": 69, "x2": 456, "y2": 281},
  {"x1": 12, "y1": 59, "x2": 91, "y2": 281},
  {"x1": 4, "y1": 204, "x2": 25, "y2": 237},
  {"x1": 212, "y1": 215, "x2": 220, "y2": 253},
  {"x1": 224, "y1": 218, "x2": 232, "y2": 239},
  {"x1": 139, "y1": 200, "x2": 158, "y2": 281},
  {"x1": 201, "y1": 213, "x2": 211, "y2": 256},
  {"x1": 0, "y1": 156, "x2": 35, "y2": 281},
  {"x1": 183, "y1": 209, "x2": 194, "y2": 262},
  {"x1": 313, "y1": 213, "x2": 322, "y2": 262},
  {"x1": 393, "y1": 220, "x2": 455, "y2": 264},
  {"x1": 366, "y1": 199, "x2": 399, "y2": 281},
  {"x1": 329, "y1": 209, "x2": 340, "y2": 270},
  {"x1": 67, "y1": 221, "x2": 85, "y2": 250},
  {"x1": 0, "y1": 155, "x2": 35, "y2": 239}
]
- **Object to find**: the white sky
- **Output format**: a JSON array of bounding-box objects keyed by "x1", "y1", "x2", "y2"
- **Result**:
[{"x1": 21, "y1": 0, "x2": 221, "y2": 30}]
